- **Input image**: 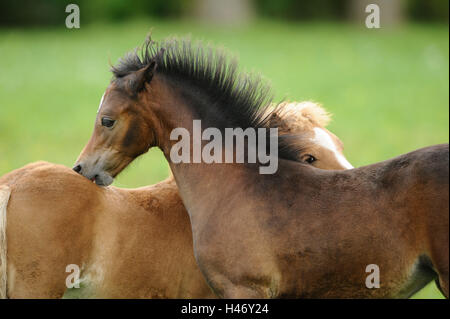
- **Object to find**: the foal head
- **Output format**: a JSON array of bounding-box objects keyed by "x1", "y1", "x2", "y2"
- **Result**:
[
  {"x1": 73, "y1": 38, "x2": 352, "y2": 186},
  {"x1": 73, "y1": 69, "x2": 158, "y2": 185},
  {"x1": 268, "y1": 101, "x2": 353, "y2": 170}
]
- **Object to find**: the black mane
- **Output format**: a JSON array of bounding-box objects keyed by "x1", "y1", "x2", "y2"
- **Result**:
[{"x1": 112, "y1": 36, "x2": 298, "y2": 162}]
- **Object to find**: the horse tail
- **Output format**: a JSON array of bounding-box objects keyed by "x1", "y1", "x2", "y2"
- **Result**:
[{"x1": 0, "y1": 185, "x2": 11, "y2": 299}]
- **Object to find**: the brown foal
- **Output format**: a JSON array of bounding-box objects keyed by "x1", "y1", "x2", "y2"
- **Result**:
[
  {"x1": 74, "y1": 37, "x2": 449, "y2": 298},
  {"x1": 0, "y1": 102, "x2": 350, "y2": 298}
]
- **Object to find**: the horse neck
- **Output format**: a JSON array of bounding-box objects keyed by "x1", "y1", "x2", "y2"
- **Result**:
[{"x1": 146, "y1": 76, "x2": 263, "y2": 222}]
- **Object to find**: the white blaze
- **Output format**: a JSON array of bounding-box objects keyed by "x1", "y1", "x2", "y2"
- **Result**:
[
  {"x1": 97, "y1": 93, "x2": 105, "y2": 113},
  {"x1": 312, "y1": 127, "x2": 354, "y2": 169}
]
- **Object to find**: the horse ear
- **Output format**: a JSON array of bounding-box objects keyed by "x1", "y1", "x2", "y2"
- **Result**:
[
  {"x1": 129, "y1": 61, "x2": 157, "y2": 93},
  {"x1": 143, "y1": 60, "x2": 157, "y2": 84},
  {"x1": 267, "y1": 108, "x2": 291, "y2": 133},
  {"x1": 267, "y1": 111, "x2": 283, "y2": 127}
]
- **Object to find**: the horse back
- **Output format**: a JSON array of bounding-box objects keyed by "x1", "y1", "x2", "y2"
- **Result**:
[{"x1": 0, "y1": 161, "x2": 103, "y2": 298}]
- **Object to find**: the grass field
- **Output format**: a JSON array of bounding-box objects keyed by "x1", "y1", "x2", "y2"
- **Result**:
[{"x1": 0, "y1": 19, "x2": 448, "y2": 298}]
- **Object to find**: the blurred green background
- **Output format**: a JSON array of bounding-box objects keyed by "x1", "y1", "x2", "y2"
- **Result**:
[{"x1": 0, "y1": 0, "x2": 448, "y2": 299}]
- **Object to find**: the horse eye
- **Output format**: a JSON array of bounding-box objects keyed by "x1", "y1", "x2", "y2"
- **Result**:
[
  {"x1": 101, "y1": 117, "x2": 115, "y2": 128},
  {"x1": 303, "y1": 155, "x2": 317, "y2": 164}
]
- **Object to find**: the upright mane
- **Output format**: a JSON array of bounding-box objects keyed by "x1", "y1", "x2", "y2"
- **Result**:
[{"x1": 112, "y1": 36, "x2": 300, "y2": 161}]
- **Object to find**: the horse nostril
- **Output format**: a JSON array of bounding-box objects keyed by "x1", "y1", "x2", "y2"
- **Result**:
[{"x1": 73, "y1": 164, "x2": 82, "y2": 174}]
